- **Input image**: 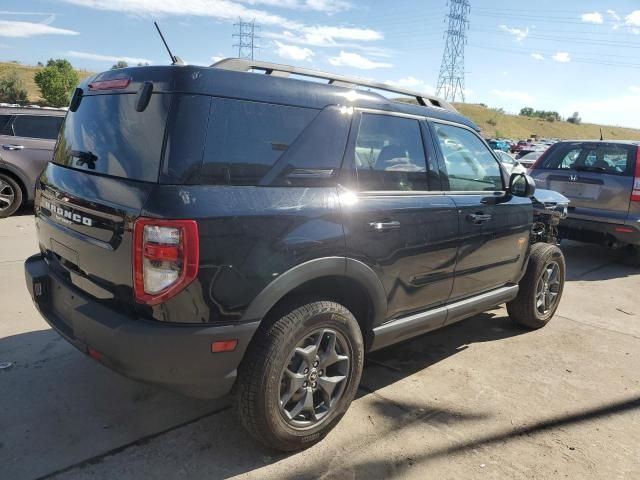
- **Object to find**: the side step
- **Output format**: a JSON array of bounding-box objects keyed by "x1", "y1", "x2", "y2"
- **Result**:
[{"x1": 370, "y1": 284, "x2": 519, "y2": 351}]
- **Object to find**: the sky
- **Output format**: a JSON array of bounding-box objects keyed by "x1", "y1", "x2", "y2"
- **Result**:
[{"x1": 3, "y1": 0, "x2": 640, "y2": 127}]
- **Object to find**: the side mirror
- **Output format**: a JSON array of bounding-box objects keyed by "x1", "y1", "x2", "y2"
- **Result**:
[{"x1": 509, "y1": 173, "x2": 536, "y2": 197}]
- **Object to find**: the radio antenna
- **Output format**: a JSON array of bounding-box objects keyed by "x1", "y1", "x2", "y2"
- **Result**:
[{"x1": 154, "y1": 21, "x2": 184, "y2": 65}]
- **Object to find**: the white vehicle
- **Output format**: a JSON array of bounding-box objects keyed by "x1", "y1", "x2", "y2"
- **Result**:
[{"x1": 494, "y1": 150, "x2": 526, "y2": 175}]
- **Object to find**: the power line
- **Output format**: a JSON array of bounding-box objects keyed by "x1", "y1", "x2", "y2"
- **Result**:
[
  {"x1": 233, "y1": 18, "x2": 260, "y2": 60},
  {"x1": 436, "y1": 0, "x2": 470, "y2": 102}
]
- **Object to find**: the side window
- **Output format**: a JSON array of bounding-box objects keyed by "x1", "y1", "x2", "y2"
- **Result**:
[
  {"x1": 433, "y1": 123, "x2": 503, "y2": 191},
  {"x1": 200, "y1": 99, "x2": 318, "y2": 185},
  {"x1": 264, "y1": 106, "x2": 350, "y2": 187},
  {"x1": 12, "y1": 115, "x2": 63, "y2": 140},
  {"x1": 0, "y1": 115, "x2": 12, "y2": 135},
  {"x1": 354, "y1": 113, "x2": 429, "y2": 192}
]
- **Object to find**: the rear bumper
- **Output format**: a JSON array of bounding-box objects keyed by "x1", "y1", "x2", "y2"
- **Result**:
[
  {"x1": 560, "y1": 217, "x2": 640, "y2": 246},
  {"x1": 24, "y1": 254, "x2": 260, "y2": 399}
]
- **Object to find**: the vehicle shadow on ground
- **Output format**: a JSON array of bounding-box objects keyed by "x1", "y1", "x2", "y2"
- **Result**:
[
  {"x1": 561, "y1": 240, "x2": 639, "y2": 282},
  {"x1": 0, "y1": 309, "x2": 528, "y2": 479}
]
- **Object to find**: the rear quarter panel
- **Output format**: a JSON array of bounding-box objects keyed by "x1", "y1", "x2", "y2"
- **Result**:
[{"x1": 140, "y1": 185, "x2": 346, "y2": 324}]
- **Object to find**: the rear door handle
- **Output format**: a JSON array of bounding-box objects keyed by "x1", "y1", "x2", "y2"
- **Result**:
[
  {"x1": 2, "y1": 144, "x2": 24, "y2": 151},
  {"x1": 368, "y1": 220, "x2": 401, "y2": 232},
  {"x1": 466, "y1": 213, "x2": 492, "y2": 224}
]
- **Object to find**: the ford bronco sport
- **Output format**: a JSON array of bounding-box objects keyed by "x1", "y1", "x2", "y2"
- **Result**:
[{"x1": 24, "y1": 59, "x2": 568, "y2": 451}]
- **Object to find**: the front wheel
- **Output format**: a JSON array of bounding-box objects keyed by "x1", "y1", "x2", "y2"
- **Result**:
[
  {"x1": 235, "y1": 300, "x2": 364, "y2": 451},
  {"x1": 507, "y1": 243, "x2": 566, "y2": 329},
  {"x1": 0, "y1": 173, "x2": 23, "y2": 218}
]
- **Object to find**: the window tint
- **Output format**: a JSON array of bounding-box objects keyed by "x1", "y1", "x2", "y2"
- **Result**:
[
  {"x1": 354, "y1": 113, "x2": 428, "y2": 191},
  {"x1": 263, "y1": 106, "x2": 350, "y2": 187},
  {"x1": 0, "y1": 115, "x2": 12, "y2": 134},
  {"x1": 12, "y1": 115, "x2": 63, "y2": 140},
  {"x1": 434, "y1": 123, "x2": 503, "y2": 191},
  {"x1": 54, "y1": 94, "x2": 170, "y2": 182},
  {"x1": 540, "y1": 143, "x2": 635, "y2": 176},
  {"x1": 200, "y1": 99, "x2": 317, "y2": 185},
  {"x1": 160, "y1": 95, "x2": 212, "y2": 184}
]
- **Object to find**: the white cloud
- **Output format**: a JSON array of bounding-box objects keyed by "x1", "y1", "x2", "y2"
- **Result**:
[
  {"x1": 563, "y1": 90, "x2": 640, "y2": 128},
  {"x1": 273, "y1": 41, "x2": 314, "y2": 61},
  {"x1": 63, "y1": 0, "x2": 381, "y2": 56},
  {"x1": 328, "y1": 51, "x2": 391, "y2": 70},
  {"x1": 490, "y1": 89, "x2": 534, "y2": 103},
  {"x1": 552, "y1": 51, "x2": 571, "y2": 63},
  {"x1": 607, "y1": 9, "x2": 620, "y2": 21},
  {"x1": 385, "y1": 77, "x2": 435, "y2": 94},
  {"x1": 531, "y1": 53, "x2": 544, "y2": 61},
  {"x1": 499, "y1": 25, "x2": 529, "y2": 42},
  {"x1": 211, "y1": 54, "x2": 225, "y2": 63},
  {"x1": 625, "y1": 10, "x2": 640, "y2": 27},
  {"x1": 66, "y1": 50, "x2": 153, "y2": 65},
  {"x1": 580, "y1": 12, "x2": 603, "y2": 24},
  {"x1": 241, "y1": 0, "x2": 350, "y2": 13},
  {"x1": 0, "y1": 20, "x2": 78, "y2": 37}
]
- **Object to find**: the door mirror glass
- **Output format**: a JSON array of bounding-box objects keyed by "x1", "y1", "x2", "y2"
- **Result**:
[{"x1": 510, "y1": 173, "x2": 536, "y2": 197}]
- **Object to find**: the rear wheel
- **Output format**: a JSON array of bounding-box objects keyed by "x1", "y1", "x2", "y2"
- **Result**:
[
  {"x1": 0, "y1": 173, "x2": 23, "y2": 218},
  {"x1": 235, "y1": 300, "x2": 364, "y2": 451},
  {"x1": 507, "y1": 243, "x2": 566, "y2": 329}
]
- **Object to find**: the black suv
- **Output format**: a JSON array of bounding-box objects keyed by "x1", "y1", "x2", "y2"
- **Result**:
[{"x1": 24, "y1": 59, "x2": 568, "y2": 451}]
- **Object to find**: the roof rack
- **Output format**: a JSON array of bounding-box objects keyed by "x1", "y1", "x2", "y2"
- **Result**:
[{"x1": 211, "y1": 58, "x2": 457, "y2": 113}]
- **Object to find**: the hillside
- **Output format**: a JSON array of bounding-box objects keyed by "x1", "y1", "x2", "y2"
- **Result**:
[
  {"x1": 453, "y1": 103, "x2": 640, "y2": 141},
  {"x1": 0, "y1": 61, "x2": 93, "y2": 103}
]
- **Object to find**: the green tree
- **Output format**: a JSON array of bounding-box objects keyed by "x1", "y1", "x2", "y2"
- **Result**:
[
  {"x1": 111, "y1": 60, "x2": 129, "y2": 70},
  {"x1": 567, "y1": 112, "x2": 582, "y2": 124},
  {"x1": 519, "y1": 107, "x2": 534, "y2": 117},
  {"x1": 34, "y1": 59, "x2": 79, "y2": 107},
  {"x1": 0, "y1": 71, "x2": 28, "y2": 104}
]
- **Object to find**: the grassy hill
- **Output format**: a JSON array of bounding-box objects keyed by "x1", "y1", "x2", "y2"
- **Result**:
[
  {"x1": 453, "y1": 103, "x2": 640, "y2": 141},
  {"x1": 0, "y1": 61, "x2": 93, "y2": 103}
]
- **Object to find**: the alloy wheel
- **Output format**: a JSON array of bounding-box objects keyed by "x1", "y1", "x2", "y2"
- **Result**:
[
  {"x1": 0, "y1": 178, "x2": 16, "y2": 212},
  {"x1": 278, "y1": 328, "x2": 350, "y2": 429},
  {"x1": 535, "y1": 261, "x2": 561, "y2": 315}
]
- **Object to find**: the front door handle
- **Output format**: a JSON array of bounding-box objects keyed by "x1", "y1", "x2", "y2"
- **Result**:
[
  {"x1": 368, "y1": 220, "x2": 401, "y2": 232},
  {"x1": 466, "y1": 213, "x2": 492, "y2": 224},
  {"x1": 2, "y1": 144, "x2": 24, "y2": 151}
]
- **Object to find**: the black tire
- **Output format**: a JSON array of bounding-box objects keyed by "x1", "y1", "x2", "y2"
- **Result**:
[
  {"x1": 235, "y1": 299, "x2": 364, "y2": 451},
  {"x1": 507, "y1": 243, "x2": 566, "y2": 329},
  {"x1": 0, "y1": 173, "x2": 23, "y2": 218}
]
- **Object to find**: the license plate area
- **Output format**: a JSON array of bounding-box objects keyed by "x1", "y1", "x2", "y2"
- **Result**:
[{"x1": 549, "y1": 181, "x2": 600, "y2": 200}]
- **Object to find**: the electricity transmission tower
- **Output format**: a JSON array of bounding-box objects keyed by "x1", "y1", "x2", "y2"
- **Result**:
[
  {"x1": 233, "y1": 18, "x2": 260, "y2": 60},
  {"x1": 435, "y1": 0, "x2": 470, "y2": 102}
]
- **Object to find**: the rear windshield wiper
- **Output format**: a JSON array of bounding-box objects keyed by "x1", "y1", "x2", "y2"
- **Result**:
[
  {"x1": 574, "y1": 165, "x2": 606, "y2": 173},
  {"x1": 70, "y1": 150, "x2": 98, "y2": 168}
]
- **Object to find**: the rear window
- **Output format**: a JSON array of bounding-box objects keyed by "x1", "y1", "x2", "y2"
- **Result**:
[
  {"x1": 539, "y1": 142, "x2": 636, "y2": 176},
  {"x1": 54, "y1": 94, "x2": 170, "y2": 182},
  {"x1": 12, "y1": 115, "x2": 63, "y2": 140}
]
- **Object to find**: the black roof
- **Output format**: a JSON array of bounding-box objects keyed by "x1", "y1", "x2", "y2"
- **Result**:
[{"x1": 82, "y1": 64, "x2": 480, "y2": 131}]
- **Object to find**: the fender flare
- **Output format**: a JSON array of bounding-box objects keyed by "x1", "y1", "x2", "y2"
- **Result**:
[{"x1": 240, "y1": 256, "x2": 388, "y2": 327}]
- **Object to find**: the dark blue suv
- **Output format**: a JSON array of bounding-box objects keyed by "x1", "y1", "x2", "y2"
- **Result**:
[{"x1": 24, "y1": 59, "x2": 568, "y2": 451}]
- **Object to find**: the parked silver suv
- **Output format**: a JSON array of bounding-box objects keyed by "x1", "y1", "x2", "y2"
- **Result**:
[
  {"x1": 0, "y1": 106, "x2": 66, "y2": 217},
  {"x1": 529, "y1": 140, "x2": 640, "y2": 248}
]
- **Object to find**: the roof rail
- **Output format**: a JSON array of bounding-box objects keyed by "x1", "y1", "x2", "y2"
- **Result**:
[{"x1": 211, "y1": 58, "x2": 457, "y2": 113}]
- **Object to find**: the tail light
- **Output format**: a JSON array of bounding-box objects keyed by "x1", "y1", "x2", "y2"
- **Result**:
[
  {"x1": 632, "y1": 147, "x2": 640, "y2": 202},
  {"x1": 133, "y1": 218, "x2": 199, "y2": 305}
]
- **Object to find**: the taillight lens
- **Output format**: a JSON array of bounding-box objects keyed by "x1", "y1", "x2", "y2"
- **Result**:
[
  {"x1": 133, "y1": 219, "x2": 199, "y2": 305},
  {"x1": 632, "y1": 147, "x2": 640, "y2": 202}
]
